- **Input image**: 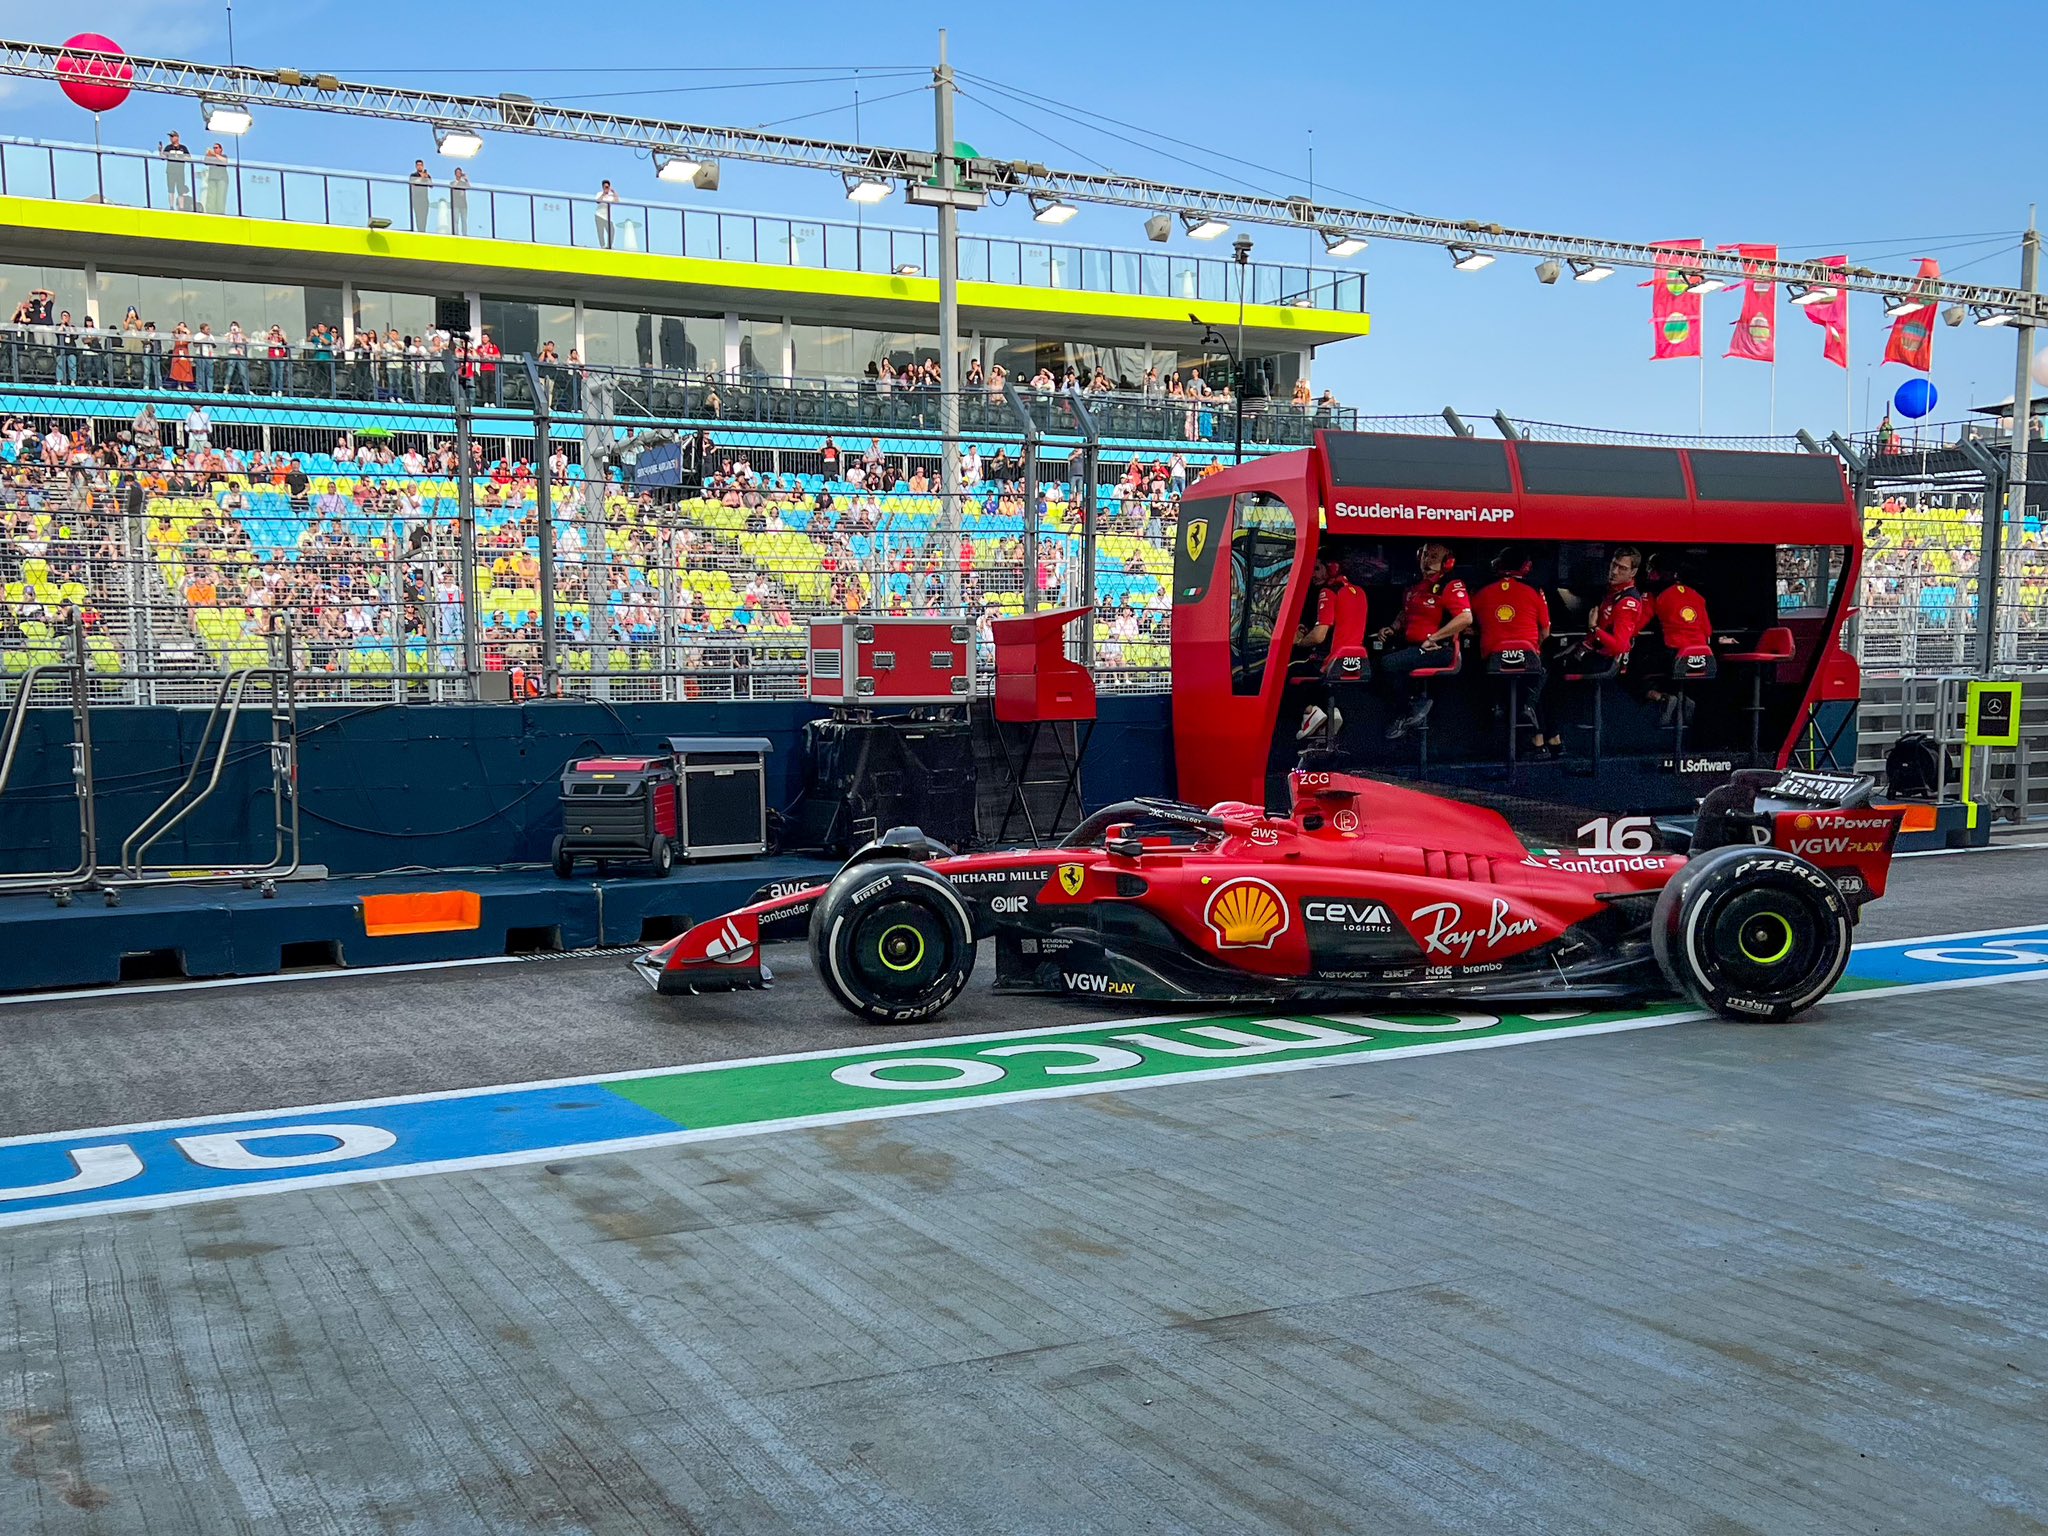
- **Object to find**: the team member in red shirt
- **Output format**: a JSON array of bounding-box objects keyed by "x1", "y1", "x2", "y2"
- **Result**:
[
  {"x1": 1378, "y1": 541, "x2": 1472, "y2": 738},
  {"x1": 1291, "y1": 552, "x2": 1351, "y2": 739},
  {"x1": 1473, "y1": 547, "x2": 1551, "y2": 747},
  {"x1": 1644, "y1": 553, "x2": 1715, "y2": 727},
  {"x1": 1537, "y1": 545, "x2": 1646, "y2": 757}
]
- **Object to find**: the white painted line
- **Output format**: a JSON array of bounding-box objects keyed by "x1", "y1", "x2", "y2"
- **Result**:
[
  {"x1": 3, "y1": 913, "x2": 2043, "y2": 1153},
  {"x1": 0, "y1": 955, "x2": 523, "y2": 1008},
  {"x1": 7, "y1": 960, "x2": 2048, "y2": 1233}
]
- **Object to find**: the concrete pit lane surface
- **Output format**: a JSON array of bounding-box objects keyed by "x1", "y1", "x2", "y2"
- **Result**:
[{"x1": 0, "y1": 845, "x2": 2045, "y2": 1534}]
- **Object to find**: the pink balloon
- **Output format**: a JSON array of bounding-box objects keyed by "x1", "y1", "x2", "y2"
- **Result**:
[{"x1": 57, "y1": 33, "x2": 132, "y2": 115}]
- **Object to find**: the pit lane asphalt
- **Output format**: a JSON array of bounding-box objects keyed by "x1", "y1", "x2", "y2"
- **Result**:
[{"x1": 2, "y1": 842, "x2": 2043, "y2": 1139}]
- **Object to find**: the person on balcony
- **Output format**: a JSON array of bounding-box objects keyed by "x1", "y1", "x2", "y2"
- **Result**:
[
  {"x1": 202, "y1": 144, "x2": 230, "y2": 215},
  {"x1": 160, "y1": 132, "x2": 191, "y2": 211},
  {"x1": 408, "y1": 160, "x2": 432, "y2": 232},
  {"x1": 450, "y1": 167, "x2": 470, "y2": 237}
]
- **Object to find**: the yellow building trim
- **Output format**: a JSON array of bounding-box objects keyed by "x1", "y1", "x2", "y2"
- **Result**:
[{"x1": 0, "y1": 196, "x2": 1370, "y2": 341}]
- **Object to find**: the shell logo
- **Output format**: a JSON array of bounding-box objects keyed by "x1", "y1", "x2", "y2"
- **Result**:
[
  {"x1": 1203, "y1": 878, "x2": 1289, "y2": 949},
  {"x1": 1680, "y1": 605, "x2": 1698, "y2": 623},
  {"x1": 1494, "y1": 603, "x2": 1516, "y2": 622},
  {"x1": 1795, "y1": 813, "x2": 1814, "y2": 830}
]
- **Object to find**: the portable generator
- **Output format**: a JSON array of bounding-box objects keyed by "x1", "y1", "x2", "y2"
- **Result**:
[{"x1": 553, "y1": 755, "x2": 680, "y2": 878}]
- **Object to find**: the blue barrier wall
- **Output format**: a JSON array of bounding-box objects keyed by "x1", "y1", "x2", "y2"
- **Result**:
[{"x1": 0, "y1": 696, "x2": 1175, "y2": 877}]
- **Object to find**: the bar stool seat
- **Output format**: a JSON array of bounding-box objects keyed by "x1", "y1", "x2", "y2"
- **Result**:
[
  {"x1": 1484, "y1": 649, "x2": 1542, "y2": 782},
  {"x1": 1721, "y1": 626, "x2": 1794, "y2": 766}
]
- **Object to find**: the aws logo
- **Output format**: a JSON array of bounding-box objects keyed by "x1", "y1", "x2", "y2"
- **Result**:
[
  {"x1": 1204, "y1": 878, "x2": 1289, "y2": 949},
  {"x1": 1183, "y1": 519, "x2": 1209, "y2": 561}
]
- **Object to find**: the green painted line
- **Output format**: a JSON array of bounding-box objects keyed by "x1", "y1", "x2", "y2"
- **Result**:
[{"x1": 606, "y1": 1002, "x2": 1677, "y2": 1131}]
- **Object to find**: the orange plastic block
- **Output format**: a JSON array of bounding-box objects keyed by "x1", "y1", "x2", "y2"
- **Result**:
[{"x1": 360, "y1": 890, "x2": 482, "y2": 936}]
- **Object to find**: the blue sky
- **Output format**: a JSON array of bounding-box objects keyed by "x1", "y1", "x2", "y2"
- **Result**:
[{"x1": 2, "y1": 0, "x2": 2040, "y2": 437}]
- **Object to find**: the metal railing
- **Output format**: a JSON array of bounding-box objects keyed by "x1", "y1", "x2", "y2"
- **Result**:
[
  {"x1": 0, "y1": 136, "x2": 1367, "y2": 314},
  {"x1": 0, "y1": 337, "x2": 1363, "y2": 445}
]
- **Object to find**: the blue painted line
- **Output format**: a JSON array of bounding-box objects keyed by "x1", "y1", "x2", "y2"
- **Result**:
[
  {"x1": 4, "y1": 918, "x2": 2047, "y2": 1230},
  {"x1": 0, "y1": 1085, "x2": 678, "y2": 1222},
  {"x1": 1844, "y1": 921, "x2": 2048, "y2": 987}
]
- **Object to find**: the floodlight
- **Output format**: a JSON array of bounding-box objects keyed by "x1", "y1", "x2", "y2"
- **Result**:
[
  {"x1": 1568, "y1": 258, "x2": 1614, "y2": 282},
  {"x1": 1974, "y1": 305, "x2": 2017, "y2": 327},
  {"x1": 843, "y1": 172, "x2": 892, "y2": 204},
  {"x1": 895, "y1": 263, "x2": 922, "y2": 276},
  {"x1": 1181, "y1": 212, "x2": 1229, "y2": 241},
  {"x1": 1321, "y1": 230, "x2": 1368, "y2": 258},
  {"x1": 1688, "y1": 275, "x2": 1727, "y2": 295},
  {"x1": 434, "y1": 124, "x2": 483, "y2": 159},
  {"x1": 202, "y1": 98, "x2": 252, "y2": 136},
  {"x1": 1030, "y1": 194, "x2": 1078, "y2": 225},
  {"x1": 1787, "y1": 283, "x2": 1836, "y2": 307},
  {"x1": 655, "y1": 151, "x2": 703, "y2": 184},
  {"x1": 1448, "y1": 245, "x2": 1494, "y2": 271}
]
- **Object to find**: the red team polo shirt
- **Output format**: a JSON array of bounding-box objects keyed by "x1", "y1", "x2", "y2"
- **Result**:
[
  {"x1": 1475, "y1": 576, "x2": 1549, "y2": 656},
  {"x1": 1585, "y1": 583, "x2": 1651, "y2": 658},
  {"x1": 1654, "y1": 583, "x2": 1713, "y2": 649},
  {"x1": 1399, "y1": 574, "x2": 1471, "y2": 645}
]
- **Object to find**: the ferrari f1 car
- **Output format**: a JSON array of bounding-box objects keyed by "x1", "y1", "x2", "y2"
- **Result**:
[{"x1": 635, "y1": 767, "x2": 1903, "y2": 1025}]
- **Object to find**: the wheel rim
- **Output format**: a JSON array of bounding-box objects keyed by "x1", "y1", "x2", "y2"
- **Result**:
[
  {"x1": 847, "y1": 899, "x2": 950, "y2": 1001},
  {"x1": 1709, "y1": 887, "x2": 1826, "y2": 995}
]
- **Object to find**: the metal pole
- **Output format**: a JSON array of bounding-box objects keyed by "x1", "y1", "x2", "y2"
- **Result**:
[
  {"x1": 526, "y1": 357, "x2": 557, "y2": 686},
  {"x1": 451, "y1": 356, "x2": 480, "y2": 685},
  {"x1": 934, "y1": 28, "x2": 963, "y2": 614},
  {"x1": 1993, "y1": 213, "x2": 2039, "y2": 675},
  {"x1": 1233, "y1": 234, "x2": 1252, "y2": 465},
  {"x1": 1009, "y1": 388, "x2": 1041, "y2": 615},
  {"x1": 1067, "y1": 387, "x2": 1101, "y2": 667}
]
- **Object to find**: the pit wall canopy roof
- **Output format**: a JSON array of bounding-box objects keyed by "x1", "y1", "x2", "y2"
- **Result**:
[{"x1": 1297, "y1": 431, "x2": 1856, "y2": 547}]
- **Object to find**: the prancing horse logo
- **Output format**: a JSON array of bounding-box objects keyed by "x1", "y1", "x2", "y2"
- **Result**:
[
  {"x1": 1058, "y1": 864, "x2": 1086, "y2": 896},
  {"x1": 1184, "y1": 519, "x2": 1208, "y2": 561}
]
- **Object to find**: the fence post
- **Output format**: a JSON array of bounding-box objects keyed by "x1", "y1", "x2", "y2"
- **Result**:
[
  {"x1": 1065, "y1": 386, "x2": 1102, "y2": 668},
  {"x1": 449, "y1": 355, "x2": 480, "y2": 690},
  {"x1": 525, "y1": 358, "x2": 557, "y2": 689},
  {"x1": 1008, "y1": 390, "x2": 1042, "y2": 616}
]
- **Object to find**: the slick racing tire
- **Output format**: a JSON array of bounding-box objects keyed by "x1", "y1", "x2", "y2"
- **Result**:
[
  {"x1": 1652, "y1": 845, "x2": 1851, "y2": 1023},
  {"x1": 809, "y1": 860, "x2": 976, "y2": 1025}
]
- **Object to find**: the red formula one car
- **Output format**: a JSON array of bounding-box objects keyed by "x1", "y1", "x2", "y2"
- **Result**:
[{"x1": 635, "y1": 767, "x2": 1903, "y2": 1025}]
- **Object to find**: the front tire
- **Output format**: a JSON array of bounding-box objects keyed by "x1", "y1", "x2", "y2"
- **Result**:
[
  {"x1": 649, "y1": 835, "x2": 674, "y2": 877},
  {"x1": 551, "y1": 835, "x2": 575, "y2": 881},
  {"x1": 809, "y1": 861, "x2": 975, "y2": 1024},
  {"x1": 1653, "y1": 846, "x2": 1851, "y2": 1022}
]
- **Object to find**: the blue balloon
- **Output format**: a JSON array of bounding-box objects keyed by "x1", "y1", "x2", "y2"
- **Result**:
[{"x1": 1893, "y1": 378, "x2": 1938, "y2": 420}]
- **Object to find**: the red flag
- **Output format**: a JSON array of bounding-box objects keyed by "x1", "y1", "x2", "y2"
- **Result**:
[
  {"x1": 1646, "y1": 238, "x2": 1703, "y2": 359},
  {"x1": 1720, "y1": 242, "x2": 1777, "y2": 362},
  {"x1": 1803, "y1": 254, "x2": 1849, "y2": 368},
  {"x1": 1883, "y1": 257, "x2": 1940, "y2": 372}
]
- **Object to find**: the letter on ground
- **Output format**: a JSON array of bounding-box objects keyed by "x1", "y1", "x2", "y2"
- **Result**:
[
  {"x1": 978, "y1": 1043, "x2": 1144, "y2": 1075},
  {"x1": 0, "y1": 1143, "x2": 144, "y2": 1202},
  {"x1": 1112, "y1": 1019, "x2": 1368, "y2": 1058},
  {"x1": 176, "y1": 1124, "x2": 398, "y2": 1171}
]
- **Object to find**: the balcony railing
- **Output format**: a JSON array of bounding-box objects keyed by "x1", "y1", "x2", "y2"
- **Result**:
[
  {"x1": 0, "y1": 335, "x2": 1363, "y2": 445},
  {"x1": 0, "y1": 137, "x2": 1368, "y2": 315}
]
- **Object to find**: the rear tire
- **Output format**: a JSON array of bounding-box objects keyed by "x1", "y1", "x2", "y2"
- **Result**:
[
  {"x1": 650, "y1": 835, "x2": 674, "y2": 877},
  {"x1": 551, "y1": 835, "x2": 575, "y2": 881},
  {"x1": 1653, "y1": 845, "x2": 1850, "y2": 1022},
  {"x1": 809, "y1": 860, "x2": 975, "y2": 1024}
]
